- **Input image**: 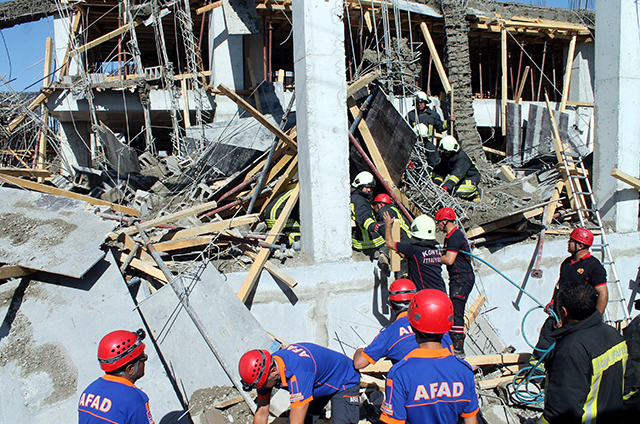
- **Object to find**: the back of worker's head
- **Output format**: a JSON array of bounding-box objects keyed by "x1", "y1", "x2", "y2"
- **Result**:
[
  {"x1": 408, "y1": 289, "x2": 453, "y2": 343},
  {"x1": 557, "y1": 282, "x2": 598, "y2": 321},
  {"x1": 389, "y1": 278, "x2": 417, "y2": 312},
  {"x1": 98, "y1": 329, "x2": 147, "y2": 380},
  {"x1": 410, "y1": 215, "x2": 437, "y2": 240}
]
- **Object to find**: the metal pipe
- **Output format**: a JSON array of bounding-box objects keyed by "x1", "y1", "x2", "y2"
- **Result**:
[
  {"x1": 262, "y1": 17, "x2": 267, "y2": 80},
  {"x1": 426, "y1": 56, "x2": 433, "y2": 95},
  {"x1": 348, "y1": 132, "x2": 413, "y2": 223},
  {"x1": 268, "y1": 16, "x2": 273, "y2": 82},
  {"x1": 515, "y1": 41, "x2": 524, "y2": 97},
  {"x1": 218, "y1": 175, "x2": 257, "y2": 202},
  {"x1": 478, "y1": 51, "x2": 483, "y2": 99},
  {"x1": 536, "y1": 41, "x2": 547, "y2": 102}
]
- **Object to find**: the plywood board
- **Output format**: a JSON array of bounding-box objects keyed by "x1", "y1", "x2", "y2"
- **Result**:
[{"x1": 0, "y1": 187, "x2": 116, "y2": 278}]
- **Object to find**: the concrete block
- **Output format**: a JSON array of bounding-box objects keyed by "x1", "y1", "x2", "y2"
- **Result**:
[
  {"x1": 95, "y1": 123, "x2": 141, "y2": 175},
  {"x1": 0, "y1": 187, "x2": 116, "y2": 278}
]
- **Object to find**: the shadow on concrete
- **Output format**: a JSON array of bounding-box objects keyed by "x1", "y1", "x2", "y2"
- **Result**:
[
  {"x1": 0, "y1": 276, "x2": 30, "y2": 341},
  {"x1": 31, "y1": 256, "x2": 110, "y2": 291}
]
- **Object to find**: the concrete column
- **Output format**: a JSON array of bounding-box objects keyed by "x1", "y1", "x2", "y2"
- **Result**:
[
  {"x1": 569, "y1": 42, "x2": 594, "y2": 103},
  {"x1": 594, "y1": 1, "x2": 640, "y2": 232},
  {"x1": 59, "y1": 122, "x2": 91, "y2": 176},
  {"x1": 293, "y1": 0, "x2": 351, "y2": 263},
  {"x1": 208, "y1": 8, "x2": 244, "y2": 121},
  {"x1": 53, "y1": 14, "x2": 80, "y2": 77}
]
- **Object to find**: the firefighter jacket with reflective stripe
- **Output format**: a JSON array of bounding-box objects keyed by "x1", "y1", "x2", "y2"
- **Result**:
[
  {"x1": 407, "y1": 108, "x2": 447, "y2": 139},
  {"x1": 264, "y1": 188, "x2": 300, "y2": 230},
  {"x1": 374, "y1": 205, "x2": 411, "y2": 243},
  {"x1": 538, "y1": 310, "x2": 627, "y2": 424},
  {"x1": 351, "y1": 188, "x2": 385, "y2": 250},
  {"x1": 432, "y1": 149, "x2": 481, "y2": 192}
]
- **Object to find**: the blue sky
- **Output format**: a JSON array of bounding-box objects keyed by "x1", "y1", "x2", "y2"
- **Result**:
[{"x1": 0, "y1": 0, "x2": 579, "y2": 92}]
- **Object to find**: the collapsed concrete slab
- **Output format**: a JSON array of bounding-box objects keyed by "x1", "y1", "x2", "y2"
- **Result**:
[
  {"x1": 0, "y1": 251, "x2": 186, "y2": 423},
  {"x1": 0, "y1": 187, "x2": 116, "y2": 278}
]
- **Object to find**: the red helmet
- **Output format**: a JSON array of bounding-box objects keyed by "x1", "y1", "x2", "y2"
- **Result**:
[
  {"x1": 98, "y1": 329, "x2": 146, "y2": 372},
  {"x1": 389, "y1": 278, "x2": 417, "y2": 302},
  {"x1": 435, "y1": 207, "x2": 456, "y2": 222},
  {"x1": 239, "y1": 349, "x2": 272, "y2": 391},
  {"x1": 408, "y1": 289, "x2": 454, "y2": 334},
  {"x1": 374, "y1": 194, "x2": 392, "y2": 205},
  {"x1": 570, "y1": 227, "x2": 593, "y2": 247}
]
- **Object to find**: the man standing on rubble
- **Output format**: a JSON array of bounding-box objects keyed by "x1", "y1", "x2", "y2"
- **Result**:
[
  {"x1": 431, "y1": 136, "x2": 481, "y2": 201},
  {"x1": 380, "y1": 289, "x2": 479, "y2": 424},
  {"x1": 79, "y1": 329, "x2": 154, "y2": 424},
  {"x1": 534, "y1": 283, "x2": 627, "y2": 424},
  {"x1": 383, "y1": 212, "x2": 446, "y2": 293},
  {"x1": 435, "y1": 207, "x2": 474, "y2": 357},
  {"x1": 406, "y1": 91, "x2": 449, "y2": 145},
  {"x1": 532, "y1": 228, "x2": 609, "y2": 362},
  {"x1": 239, "y1": 343, "x2": 361, "y2": 424},
  {"x1": 353, "y1": 279, "x2": 453, "y2": 370},
  {"x1": 351, "y1": 171, "x2": 387, "y2": 268}
]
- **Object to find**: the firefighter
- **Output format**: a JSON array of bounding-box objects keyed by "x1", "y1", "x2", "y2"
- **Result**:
[
  {"x1": 78, "y1": 329, "x2": 154, "y2": 424},
  {"x1": 435, "y1": 207, "x2": 475, "y2": 357},
  {"x1": 264, "y1": 188, "x2": 300, "y2": 247},
  {"x1": 431, "y1": 136, "x2": 481, "y2": 201},
  {"x1": 351, "y1": 171, "x2": 387, "y2": 268},
  {"x1": 406, "y1": 91, "x2": 449, "y2": 145},
  {"x1": 353, "y1": 278, "x2": 452, "y2": 370},
  {"x1": 380, "y1": 289, "x2": 479, "y2": 424},
  {"x1": 239, "y1": 343, "x2": 361, "y2": 424},
  {"x1": 371, "y1": 193, "x2": 410, "y2": 243}
]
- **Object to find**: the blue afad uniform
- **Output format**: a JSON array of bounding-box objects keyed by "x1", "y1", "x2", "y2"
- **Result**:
[
  {"x1": 362, "y1": 312, "x2": 453, "y2": 365},
  {"x1": 257, "y1": 343, "x2": 361, "y2": 423},
  {"x1": 78, "y1": 375, "x2": 154, "y2": 424},
  {"x1": 380, "y1": 348, "x2": 479, "y2": 424}
]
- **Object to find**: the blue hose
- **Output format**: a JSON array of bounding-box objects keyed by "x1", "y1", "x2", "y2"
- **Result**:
[{"x1": 457, "y1": 250, "x2": 558, "y2": 404}]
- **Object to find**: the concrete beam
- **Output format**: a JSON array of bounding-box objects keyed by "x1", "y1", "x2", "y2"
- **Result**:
[{"x1": 293, "y1": 0, "x2": 352, "y2": 263}]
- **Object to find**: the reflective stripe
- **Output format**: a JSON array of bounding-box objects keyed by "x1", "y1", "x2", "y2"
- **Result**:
[
  {"x1": 447, "y1": 175, "x2": 461, "y2": 185},
  {"x1": 582, "y1": 342, "x2": 628, "y2": 424},
  {"x1": 351, "y1": 203, "x2": 385, "y2": 249}
]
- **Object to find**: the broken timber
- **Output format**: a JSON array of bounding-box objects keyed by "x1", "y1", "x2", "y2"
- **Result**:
[{"x1": 611, "y1": 169, "x2": 640, "y2": 190}]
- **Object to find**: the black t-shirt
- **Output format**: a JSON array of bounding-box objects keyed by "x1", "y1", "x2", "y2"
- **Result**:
[
  {"x1": 395, "y1": 241, "x2": 446, "y2": 292},
  {"x1": 443, "y1": 227, "x2": 475, "y2": 286},
  {"x1": 559, "y1": 253, "x2": 607, "y2": 288}
]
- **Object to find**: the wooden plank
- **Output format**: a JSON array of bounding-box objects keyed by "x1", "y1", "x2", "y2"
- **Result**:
[
  {"x1": 213, "y1": 396, "x2": 244, "y2": 409},
  {"x1": 217, "y1": 84, "x2": 297, "y2": 151},
  {"x1": 174, "y1": 70, "x2": 213, "y2": 80},
  {"x1": 390, "y1": 220, "x2": 401, "y2": 272},
  {"x1": 611, "y1": 168, "x2": 640, "y2": 190},
  {"x1": 240, "y1": 247, "x2": 298, "y2": 288},
  {"x1": 70, "y1": 20, "x2": 141, "y2": 57},
  {"x1": 464, "y1": 294, "x2": 486, "y2": 331},
  {"x1": 259, "y1": 156, "x2": 298, "y2": 214},
  {"x1": 482, "y1": 146, "x2": 506, "y2": 157},
  {"x1": 245, "y1": 153, "x2": 294, "y2": 199},
  {"x1": 0, "y1": 174, "x2": 140, "y2": 217},
  {"x1": 566, "y1": 100, "x2": 594, "y2": 107},
  {"x1": 515, "y1": 65, "x2": 530, "y2": 104},
  {"x1": 237, "y1": 185, "x2": 299, "y2": 302},
  {"x1": 479, "y1": 376, "x2": 513, "y2": 390},
  {"x1": 346, "y1": 71, "x2": 381, "y2": 97},
  {"x1": 38, "y1": 37, "x2": 54, "y2": 182},
  {"x1": 154, "y1": 236, "x2": 215, "y2": 253},
  {"x1": 245, "y1": 58, "x2": 262, "y2": 113},
  {"x1": 128, "y1": 258, "x2": 168, "y2": 283},
  {"x1": 501, "y1": 27, "x2": 508, "y2": 136},
  {"x1": 161, "y1": 214, "x2": 260, "y2": 241},
  {"x1": 0, "y1": 168, "x2": 50, "y2": 178},
  {"x1": 559, "y1": 35, "x2": 577, "y2": 112},
  {"x1": 361, "y1": 359, "x2": 393, "y2": 374},
  {"x1": 546, "y1": 229, "x2": 601, "y2": 235},
  {"x1": 6, "y1": 91, "x2": 51, "y2": 133},
  {"x1": 546, "y1": 180, "x2": 565, "y2": 225},
  {"x1": 114, "y1": 200, "x2": 218, "y2": 236},
  {"x1": 465, "y1": 352, "x2": 532, "y2": 367},
  {"x1": 467, "y1": 213, "x2": 524, "y2": 239},
  {"x1": 197, "y1": 0, "x2": 223, "y2": 14},
  {"x1": 360, "y1": 374, "x2": 385, "y2": 390},
  {"x1": 498, "y1": 165, "x2": 516, "y2": 182},
  {"x1": 420, "y1": 22, "x2": 451, "y2": 94},
  {"x1": 364, "y1": 10, "x2": 373, "y2": 33},
  {"x1": 180, "y1": 80, "x2": 191, "y2": 127},
  {"x1": 0, "y1": 266, "x2": 35, "y2": 280}
]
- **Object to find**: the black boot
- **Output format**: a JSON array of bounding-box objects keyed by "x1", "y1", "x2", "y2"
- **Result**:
[{"x1": 451, "y1": 333, "x2": 466, "y2": 358}]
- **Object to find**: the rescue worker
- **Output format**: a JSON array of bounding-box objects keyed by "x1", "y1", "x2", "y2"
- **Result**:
[
  {"x1": 371, "y1": 194, "x2": 411, "y2": 243},
  {"x1": 435, "y1": 207, "x2": 475, "y2": 357},
  {"x1": 406, "y1": 91, "x2": 449, "y2": 145},
  {"x1": 413, "y1": 123, "x2": 441, "y2": 168},
  {"x1": 534, "y1": 283, "x2": 627, "y2": 424},
  {"x1": 532, "y1": 227, "x2": 608, "y2": 362},
  {"x1": 383, "y1": 213, "x2": 446, "y2": 293},
  {"x1": 264, "y1": 188, "x2": 300, "y2": 247},
  {"x1": 353, "y1": 279, "x2": 452, "y2": 370},
  {"x1": 431, "y1": 136, "x2": 481, "y2": 201},
  {"x1": 350, "y1": 171, "x2": 387, "y2": 267},
  {"x1": 380, "y1": 289, "x2": 479, "y2": 424},
  {"x1": 79, "y1": 329, "x2": 154, "y2": 424},
  {"x1": 238, "y1": 343, "x2": 361, "y2": 424}
]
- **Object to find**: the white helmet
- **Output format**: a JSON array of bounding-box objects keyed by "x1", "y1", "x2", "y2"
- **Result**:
[
  {"x1": 414, "y1": 123, "x2": 431, "y2": 138},
  {"x1": 410, "y1": 215, "x2": 437, "y2": 240},
  {"x1": 352, "y1": 171, "x2": 375, "y2": 188},
  {"x1": 416, "y1": 91, "x2": 429, "y2": 103},
  {"x1": 439, "y1": 135, "x2": 460, "y2": 153}
]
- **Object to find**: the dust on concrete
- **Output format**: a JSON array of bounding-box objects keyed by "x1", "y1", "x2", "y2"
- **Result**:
[
  {"x1": 0, "y1": 312, "x2": 79, "y2": 407},
  {"x1": 0, "y1": 212, "x2": 78, "y2": 247},
  {"x1": 189, "y1": 386, "x2": 253, "y2": 424}
]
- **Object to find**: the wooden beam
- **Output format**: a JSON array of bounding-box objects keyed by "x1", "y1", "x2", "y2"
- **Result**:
[
  {"x1": 515, "y1": 65, "x2": 530, "y2": 104},
  {"x1": 346, "y1": 71, "x2": 381, "y2": 97},
  {"x1": 361, "y1": 359, "x2": 393, "y2": 374},
  {"x1": 482, "y1": 146, "x2": 506, "y2": 157},
  {"x1": 180, "y1": 79, "x2": 191, "y2": 127},
  {"x1": 174, "y1": 70, "x2": 213, "y2": 80},
  {"x1": 420, "y1": 22, "x2": 451, "y2": 94},
  {"x1": 390, "y1": 220, "x2": 401, "y2": 272},
  {"x1": 466, "y1": 201, "x2": 552, "y2": 239},
  {"x1": 546, "y1": 180, "x2": 565, "y2": 225},
  {"x1": 161, "y1": 214, "x2": 260, "y2": 241},
  {"x1": 153, "y1": 236, "x2": 215, "y2": 253},
  {"x1": 237, "y1": 185, "x2": 299, "y2": 302},
  {"x1": 240, "y1": 246, "x2": 298, "y2": 288},
  {"x1": 479, "y1": 376, "x2": 513, "y2": 390},
  {"x1": 70, "y1": 20, "x2": 142, "y2": 57},
  {"x1": 196, "y1": 0, "x2": 223, "y2": 15},
  {"x1": 566, "y1": 100, "x2": 594, "y2": 107},
  {"x1": 6, "y1": 91, "x2": 52, "y2": 133},
  {"x1": 559, "y1": 35, "x2": 577, "y2": 112},
  {"x1": 0, "y1": 174, "x2": 140, "y2": 217},
  {"x1": 464, "y1": 294, "x2": 486, "y2": 331},
  {"x1": 544, "y1": 92, "x2": 566, "y2": 164},
  {"x1": 113, "y1": 200, "x2": 219, "y2": 237},
  {"x1": 465, "y1": 352, "x2": 532, "y2": 367},
  {"x1": 0, "y1": 168, "x2": 49, "y2": 178},
  {"x1": 259, "y1": 156, "x2": 298, "y2": 214},
  {"x1": 360, "y1": 374, "x2": 385, "y2": 391},
  {"x1": 0, "y1": 266, "x2": 35, "y2": 280},
  {"x1": 611, "y1": 169, "x2": 640, "y2": 190},
  {"x1": 128, "y1": 258, "x2": 168, "y2": 283},
  {"x1": 501, "y1": 27, "x2": 508, "y2": 136},
  {"x1": 217, "y1": 84, "x2": 297, "y2": 151},
  {"x1": 38, "y1": 36, "x2": 54, "y2": 182}
]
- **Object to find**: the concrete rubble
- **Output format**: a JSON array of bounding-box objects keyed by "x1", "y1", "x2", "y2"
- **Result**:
[{"x1": 0, "y1": 0, "x2": 638, "y2": 423}]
